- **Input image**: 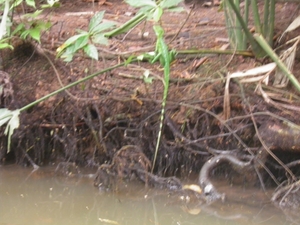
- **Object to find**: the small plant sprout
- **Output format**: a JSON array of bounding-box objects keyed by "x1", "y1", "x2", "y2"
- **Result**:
[{"x1": 57, "y1": 11, "x2": 116, "y2": 62}]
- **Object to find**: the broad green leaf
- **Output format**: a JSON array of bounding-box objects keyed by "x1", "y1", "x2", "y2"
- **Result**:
[
  {"x1": 90, "y1": 21, "x2": 116, "y2": 34},
  {"x1": 20, "y1": 30, "x2": 30, "y2": 39},
  {"x1": 10, "y1": 0, "x2": 22, "y2": 9},
  {"x1": 153, "y1": 7, "x2": 163, "y2": 22},
  {"x1": 25, "y1": 0, "x2": 36, "y2": 8},
  {"x1": 73, "y1": 35, "x2": 89, "y2": 52},
  {"x1": 57, "y1": 33, "x2": 87, "y2": 54},
  {"x1": 61, "y1": 52, "x2": 74, "y2": 62},
  {"x1": 89, "y1": 11, "x2": 105, "y2": 32},
  {"x1": 11, "y1": 23, "x2": 25, "y2": 36},
  {"x1": 0, "y1": 43, "x2": 13, "y2": 50},
  {"x1": 64, "y1": 33, "x2": 88, "y2": 46},
  {"x1": 39, "y1": 21, "x2": 52, "y2": 30},
  {"x1": 137, "y1": 5, "x2": 154, "y2": 15},
  {"x1": 125, "y1": 0, "x2": 156, "y2": 8},
  {"x1": 84, "y1": 44, "x2": 98, "y2": 60},
  {"x1": 29, "y1": 27, "x2": 41, "y2": 42},
  {"x1": 160, "y1": 0, "x2": 182, "y2": 9},
  {"x1": 0, "y1": 108, "x2": 13, "y2": 127},
  {"x1": 4, "y1": 110, "x2": 20, "y2": 153},
  {"x1": 59, "y1": 45, "x2": 76, "y2": 61},
  {"x1": 46, "y1": 0, "x2": 60, "y2": 7},
  {"x1": 92, "y1": 33, "x2": 109, "y2": 45}
]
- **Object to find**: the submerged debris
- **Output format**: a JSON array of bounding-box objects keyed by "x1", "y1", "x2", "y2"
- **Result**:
[{"x1": 93, "y1": 145, "x2": 182, "y2": 191}]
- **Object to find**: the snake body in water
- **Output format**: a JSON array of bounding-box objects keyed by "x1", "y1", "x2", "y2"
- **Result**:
[{"x1": 199, "y1": 154, "x2": 253, "y2": 202}]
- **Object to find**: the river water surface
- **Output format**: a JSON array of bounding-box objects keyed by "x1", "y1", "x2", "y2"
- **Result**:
[{"x1": 0, "y1": 165, "x2": 295, "y2": 225}]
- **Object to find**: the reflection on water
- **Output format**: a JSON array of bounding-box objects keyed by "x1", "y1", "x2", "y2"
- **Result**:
[{"x1": 0, "y1": 165, "x2": 293, "y2": 225}]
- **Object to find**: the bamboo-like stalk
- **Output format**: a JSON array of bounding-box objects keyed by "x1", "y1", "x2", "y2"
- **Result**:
[
  {"x1": 224, "y1": 1, "x2": 236, "y2": 48},
  {"x1": 104, "y1": 13, "x2": 147, "y2": 38},
  {"x1": 263, "y1": 0, "x2": 270, "y2": 37},
  {"x1": 234, "y1": 0, "x2": 244, "y2": 50},
  {"x1": 251, "y1": 0, "x2": 263, "y2": 34},
  {"x1": 254, "y1": 34, "x2": 300, "y2": 92},
  {"x1": 268, "y1": 0, "x2": 275, "y2": 47},
  {"x1": 242, "y1": 0, "x2": 250, "y2": 50},
  {"x1": 227, "y1": 0, "x2": 265, "y2": 58}
]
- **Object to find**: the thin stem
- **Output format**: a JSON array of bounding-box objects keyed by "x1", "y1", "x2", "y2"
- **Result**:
[{"x1": 20, "y1": 61, "x2": 132, "y2": 112}]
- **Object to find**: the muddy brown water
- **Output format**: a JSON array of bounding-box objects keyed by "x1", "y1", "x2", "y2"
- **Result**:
[{"x1": 0, "y1": 165, "x2": 293, "y2": 225}]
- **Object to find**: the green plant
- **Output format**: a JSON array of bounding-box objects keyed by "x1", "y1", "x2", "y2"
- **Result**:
[
  {"x1": 223, "y1": 0, "x2": 300, "y2": 92},
  {"x1": 57, "y1": 11, "x2": 116, "y2": 62},
  {"x1": 150, "y1": 25, "x2": 173, "y2": 172},
  {"x1": 0, "y1": 61, "x2": 132, "y2": 153},
  {"x1": 11, "y1": 10, "x2": 52, "y2": 43},
  {"x1": 124, "y1": 0, "x2": 182, "y2": 171},
  {"x1": 105, "y1": 0, "x2": 184, "y2": 38},
  {"x1": 0, "y1": 0, "x2": 13, "y2": 49},
  {"x1": 0, "y1": 0, "x2": 56, "y2": 49},
  {"x1": 223, "y1": 0, "x2": 275, "y2": 57},
  {"x1": 0, "y1": 0, "x2": 183, "y2": 166}
]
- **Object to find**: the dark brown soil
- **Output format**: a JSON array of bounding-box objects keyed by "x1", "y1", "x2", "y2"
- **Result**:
[{"x1": 1, "y1": 0, "x2": 300, "y2": 200}]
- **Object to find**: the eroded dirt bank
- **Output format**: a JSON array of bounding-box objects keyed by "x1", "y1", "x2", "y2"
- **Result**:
[{"x1": 1, "y1": 0, "x2": 300, "y2": 221}]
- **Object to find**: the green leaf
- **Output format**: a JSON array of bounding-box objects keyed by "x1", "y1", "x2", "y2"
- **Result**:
[
  {"x1": 4, "y1": 110, "x2": 20, "y2": 153},
  {"x1": 11, "y1": 23, "x2": 25, "y2": 36},
  {"x1": 46, "y1": 0, "x2": 60, "y2": 7},
  {"x1": 57, "y1": 33, "x2": 88, "y2": 55},
  {"x1": 29, "y1": 27, "x2": 41, "y2": 42},
  {"x1": 10, "y1": 0, "x2": 22, "y2": 9},
  {"x1": 59, "y1": 45, "x2": 76, "y2": 62},
  {"x1": 25, "y1": 0, "x2": 36, "y2": 8},
  {"x1": 125, "y1": 0, "x2": 156, "y2": 8},
  {"x1": 64, "y1": 33, "x2": 88, "y2": 46},
  {"x1": 137, "y1": 5, "x2": 154, "y2": 15},
  {"x1": 89, "y1": 11, "x2": 105, "y2": 32},
  {"x1": 73, "y1": 35, "x2": 89, "y2": 52},
  {"x1": 153, "y1": 7, "x2": 163, "y2": 22},
  {"x1": 160, "y1": 0, "x2": 182, "y2": 9},
  {"x1": 0, "y1": 42, "x2": 13, "y2": 50},
  {"x1": 90, "y1": 21, "x2": 116, "y2": 34},
  {"x1": 20, "y1": 30, "x2": 30, "y2": 39},
  {"x1": 84, "y1": 44, "x2": 98, "y2": 60},
  {"x1": 0, "y1": 108, "x2": 13, "y2": 127},
  {"x1": 92, "y1": 33, "x2": 109, "y2": 45}
]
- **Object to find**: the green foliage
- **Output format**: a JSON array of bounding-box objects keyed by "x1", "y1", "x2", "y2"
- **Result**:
[
  {"x1": 57, "y1": 11, "x2": 116, "y2": 62},
  {"x1": 125, "y1": 0, "x2": 183, "y2": 22},
  {"x1": 10, "y1": 0, "x2": 35, "y2": 9},
  {"x1": 104, "y1": 0, "x2": 183, "y2": 38},
  {"x1": 41, "y1": 0, "x2": 60, "y2": 8},
  {"x1": 12, "y1": 10, "x2": 52, "y2": 43},
  {"x1": 0, "y1": 108, "x2": 20, "y2": 153},
  {"x1": 0, "y1": 0, "x2": 56, "y2": 49},
  {"x1": 151, "y1": 24, "x2": 172, "y2": 172},
  {"x1": 0, "y1": 38, "x2": 13, "y2": 49},
  {"x1": 223, "y1": 0, "x2": 275, "y2": 57}
]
